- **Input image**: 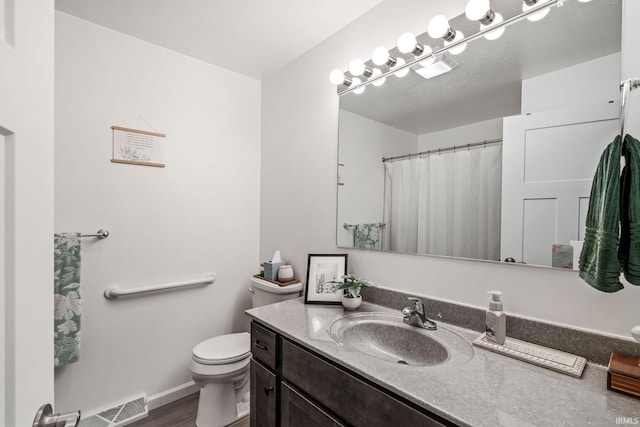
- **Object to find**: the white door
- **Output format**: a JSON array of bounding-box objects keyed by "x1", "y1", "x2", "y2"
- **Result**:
[
  {"x1": 1, "y1": 0, "x2": 57, "y2": 425},
  {"x1": 501, "y1": 102, "x2": 619, "y2": 267}
]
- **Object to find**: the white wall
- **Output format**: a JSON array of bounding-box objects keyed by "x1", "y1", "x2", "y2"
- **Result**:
[
  {"x1": 261, "y1": 0, "x2": 640, "y2": 339},
  {"x1": 54, "y1": 12, "x2": 261, "y2": 414},
  {"x1": 418, "y1": 118, "x2": 503, "y2": 151},
  {"x1": 521, "y1": 53, "x2": 621, "y2": 113},
  {"x1": 337, "y1": 110, "x2": 417, "y2": 247}
]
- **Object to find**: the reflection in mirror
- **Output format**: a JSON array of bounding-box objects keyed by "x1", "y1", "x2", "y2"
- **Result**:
[{"x1": 337, "y1": 0, "x2": 622, "y2": 269}]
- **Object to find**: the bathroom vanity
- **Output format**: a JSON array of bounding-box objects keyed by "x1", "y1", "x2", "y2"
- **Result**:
[{"x1": 247, "y1": 298, "x2": 640, "y2": 427}]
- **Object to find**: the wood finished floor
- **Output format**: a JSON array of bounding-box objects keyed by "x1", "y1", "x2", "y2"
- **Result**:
[{"x1": 128, "y1": 393, "x2": 249, "y2": 427}]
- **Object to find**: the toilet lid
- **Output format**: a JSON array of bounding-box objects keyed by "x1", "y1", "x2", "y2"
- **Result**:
[{"x1": 192, "y1": 332, "x2": 251, "y2": 365}]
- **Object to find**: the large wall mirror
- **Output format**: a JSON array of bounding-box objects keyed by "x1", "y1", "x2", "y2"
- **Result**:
[{"x1": 337, "y1": 0, "x2": 622, "y2": 269}]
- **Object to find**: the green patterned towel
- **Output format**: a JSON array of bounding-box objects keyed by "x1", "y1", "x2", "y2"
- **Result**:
[
  {"x1": 354, "y1": 223, "x2": 383, "y2": 250},
  {"x1": 54, "y1": 233, "x2": 82, "y2": 367},
  {"x1": 579, "y1": 136, "x2": 623, "y2": 292},
  {"x1": 619, "y1": 134, "x2": 640, "y2": 286}
]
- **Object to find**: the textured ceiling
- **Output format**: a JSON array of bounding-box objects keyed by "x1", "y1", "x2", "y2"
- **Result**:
[{"x1": 55, "y1": 0, "x2": 384, "y2": 80}]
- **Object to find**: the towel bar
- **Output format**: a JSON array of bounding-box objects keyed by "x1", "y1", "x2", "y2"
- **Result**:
[
  {"x1": 343, "y1": 222, "x2": 385, "y2": 229},
  {"x1": 104, "y1": 274, "x2": 215, "y2": 299},
  {"x1": 81, "y1": 229, "x2": 109, "y2": 239}
]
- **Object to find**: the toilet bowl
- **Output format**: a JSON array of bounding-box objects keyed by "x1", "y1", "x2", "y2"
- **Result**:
[{"x1": 190, "y1": 276, "x2": 303, "y2": 427}]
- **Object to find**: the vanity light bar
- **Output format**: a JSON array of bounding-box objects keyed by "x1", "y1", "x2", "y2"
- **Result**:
[{"x1": 333, "y1": 0, "x2": 562, "y2": 96}]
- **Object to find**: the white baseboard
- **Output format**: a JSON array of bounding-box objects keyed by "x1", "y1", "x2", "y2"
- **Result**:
[{"x1": 147, "y1": 381, "x2": 199, "y2": 411}]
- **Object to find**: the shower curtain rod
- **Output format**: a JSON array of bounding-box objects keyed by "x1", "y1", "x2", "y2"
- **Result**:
[{"x1": 382, "y1": 138, "x2": 502, "y2": 163}]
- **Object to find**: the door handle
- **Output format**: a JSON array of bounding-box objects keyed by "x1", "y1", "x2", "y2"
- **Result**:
[
  {"x1": 264, "y1": 386, "x2": 274, "y2": 395},
  {"x1": 33, "y1": 404, "x2": 81, "y2": 427}
]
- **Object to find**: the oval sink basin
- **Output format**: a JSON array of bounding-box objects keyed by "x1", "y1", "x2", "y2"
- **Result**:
[{"x1": 329, "y1": 312, "x2": 473, "y2": 367}]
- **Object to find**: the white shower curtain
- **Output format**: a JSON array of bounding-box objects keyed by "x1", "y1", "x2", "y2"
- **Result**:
[{"x1": 383, "y1": 144, "x2": 502, "y2": 260}]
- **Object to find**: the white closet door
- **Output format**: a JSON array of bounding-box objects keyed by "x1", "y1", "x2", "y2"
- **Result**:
[{"x1": 501, "y1": 103, "x2": 619, "y2": 266}]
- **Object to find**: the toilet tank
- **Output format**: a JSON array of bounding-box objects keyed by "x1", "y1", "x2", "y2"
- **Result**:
[{"x1": 250, "y1": 276, "x2": 303, "y2": 307}]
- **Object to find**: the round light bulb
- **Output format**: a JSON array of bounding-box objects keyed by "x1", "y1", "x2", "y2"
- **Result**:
[
  {"x1": 393, "y1": 58, "x2": 409, "y2": 78},
  {"x1": 427, "y1": 15, "x2": 450, "y2": 39},
  {"x1": 349, "y1": 58, "x2": 366, "y2": 76},
  {"x1": 465, "y1": 0, "x2": 491, "y2": 21},
  {"x1": 445, "y1": 31, "x2": 467, "y2": 55},
  {"x1": 397, "y1": 32, "x2": 418, "y2": 54},
  {"x1": 372, "y1": 46, "x2": 390, "y2": 66},
  {"x1": 523, "y1": 0, "x2": 550, "y2": 22},
  {"x1": 481, "y1": 13, "x2": 505, "y2": 40},
  {"x1": 371, "y1": 68, "x2": 386, "y2": 87},
  {"x1": 352, "y1": 77, "x2": 365, "y2": 94},
  {"x1": 419, "y1": 45, "x2": 435, "y2": 67},
  {"x1": 329, "y1": 69, "x2": 345, "y2": 85}
]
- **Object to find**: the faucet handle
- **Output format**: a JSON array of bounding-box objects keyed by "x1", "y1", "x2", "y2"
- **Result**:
[{"x1": 407, "y1": 297, "x2": 424, "y2": 313}]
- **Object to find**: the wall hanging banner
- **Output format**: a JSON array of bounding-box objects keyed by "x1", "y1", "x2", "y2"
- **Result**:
[{"x1": 111, "y1": 125, "x2": 166, "y2": 167}]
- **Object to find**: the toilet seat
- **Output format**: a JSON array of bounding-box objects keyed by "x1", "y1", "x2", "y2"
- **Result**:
[{"x1": 192, "y1": 332, "x2": 250, "y2": 365}]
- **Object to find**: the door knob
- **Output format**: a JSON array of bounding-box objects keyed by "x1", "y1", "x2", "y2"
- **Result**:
[{"x1": 33, "y1": 404, "x2": 81, "y2": 427}]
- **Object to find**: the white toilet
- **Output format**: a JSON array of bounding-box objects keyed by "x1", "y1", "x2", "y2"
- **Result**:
[{"x1": 190, "y1": 276, "x2": 303, "y2": 427}]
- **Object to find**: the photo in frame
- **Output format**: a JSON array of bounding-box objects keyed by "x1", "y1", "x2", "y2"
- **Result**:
[{"x1": 304, "y1": 254, "x2": 348, "y2": 304}]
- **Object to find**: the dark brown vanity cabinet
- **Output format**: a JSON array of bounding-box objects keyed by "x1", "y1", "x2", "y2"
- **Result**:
[
  {"x1": 250, "y1": 322, "x2": 278, "y2": 427},
  {"x1": 250, "y1": 321, "x2": 452, "y2": 427}
]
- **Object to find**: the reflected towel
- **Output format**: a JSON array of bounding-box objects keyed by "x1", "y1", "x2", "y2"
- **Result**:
[
  {"x1": 354, "y1": 223, "x2": 383, "y2": 250},
  {"x1": 579, "y1": 136, "x2": 623, "y2": 292},
  {"x1": 619, "y1": 134, "x2": 640, "y2": 286},
  {"x1": 54, "y1": 233, "x2": 82, "y2": 367}
]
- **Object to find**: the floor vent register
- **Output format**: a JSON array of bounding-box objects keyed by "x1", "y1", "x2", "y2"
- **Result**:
[{"x1": 78, "y1": 395, "x2": 148, "y2": 427}]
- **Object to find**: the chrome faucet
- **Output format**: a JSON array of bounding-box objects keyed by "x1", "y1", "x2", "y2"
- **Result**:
[{"x1": 402, "y1": 297, "x2": 437, "y2": 330}]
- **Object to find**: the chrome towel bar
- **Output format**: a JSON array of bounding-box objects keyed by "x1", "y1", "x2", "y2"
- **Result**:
[
  {"x1": 104, "y1": 274, "x2": 215, "y2": 299},
  {"x1": 343, "y1": 222, "x2": 385, "y2": 229},
  {"x1": 81, "y1": 228, "x2": 110, "y2": 239}
]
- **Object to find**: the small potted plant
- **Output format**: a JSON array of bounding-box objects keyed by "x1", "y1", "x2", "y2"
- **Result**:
[{"x1": 330, "y1": 274, "x2": 375, "y2": 310}]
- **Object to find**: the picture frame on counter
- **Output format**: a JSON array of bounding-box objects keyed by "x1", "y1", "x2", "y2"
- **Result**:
[{"x1": 304, "y1": 254, "x2": 348, "y2": 305}]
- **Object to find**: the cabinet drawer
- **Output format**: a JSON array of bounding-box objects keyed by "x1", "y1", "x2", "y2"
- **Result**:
[
  {"x1": 251, "y1": 321, "x2": 277, "y2": 370},
  {"x1": 282, "y1": 339, "x2": 449, "y2": 427}
]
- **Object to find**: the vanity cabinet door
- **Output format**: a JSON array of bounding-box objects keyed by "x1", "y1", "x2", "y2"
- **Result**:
[
  {"x1": 250, "y1": 359, "x2": 277, "y2": 427},
  {"x1": 280, "y1": 382, "x2": 345, "y2": 427},
  {"x1": 282, "y1": 339, "x2": 450, "y2": 427}
]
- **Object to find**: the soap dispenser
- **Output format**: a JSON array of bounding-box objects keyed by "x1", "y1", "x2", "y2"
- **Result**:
[{"x1": 486, "y1": 291, "x2": 506, "y2": 345}]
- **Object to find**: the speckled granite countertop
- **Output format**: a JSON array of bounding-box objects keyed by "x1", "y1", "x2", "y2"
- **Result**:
[{"x1": 246, "y1": 298, "x2": 640, "y2": 427}]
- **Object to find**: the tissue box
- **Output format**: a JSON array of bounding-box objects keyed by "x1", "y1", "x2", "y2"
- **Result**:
[{"x1": 264, "y1": 261, "x2": 284, "y2": 281}]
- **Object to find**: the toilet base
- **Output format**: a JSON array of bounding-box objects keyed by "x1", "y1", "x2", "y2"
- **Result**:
[{"x1": 194, "y1": 369, "x2": 250, "y2": 427}]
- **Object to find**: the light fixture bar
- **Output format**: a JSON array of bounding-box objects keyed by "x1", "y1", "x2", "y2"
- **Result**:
[{"x1": 338, "y1": 0, "x2": 559, "y2": 96}]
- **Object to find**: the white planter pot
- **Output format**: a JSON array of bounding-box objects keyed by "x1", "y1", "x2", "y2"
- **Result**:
[{"x1": 341, "y1": 295, "x2": 362, "y2": 310}]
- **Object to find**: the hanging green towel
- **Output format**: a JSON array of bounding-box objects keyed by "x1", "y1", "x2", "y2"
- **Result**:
[
  {"x1": 579, "y1": 136, "x2": 623, "y2": 292},
  {"x1": 619, "y1": 134, "x2": 640, "y2": 286},
  {"x1": 54, "y1": 233, "x2": 82, "y2": 367}
]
